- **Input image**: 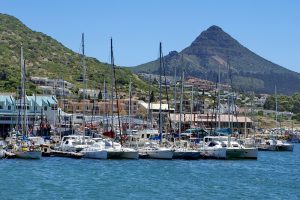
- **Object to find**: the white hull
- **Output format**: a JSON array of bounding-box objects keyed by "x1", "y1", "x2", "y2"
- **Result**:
[
  {"x1": 226, "y1": 147, "x2": 258, "y2": 159},
  {"x1": 82, "y1": 150, "x2": 108, "y2": 159},
  {"x1": 242, "y1": 148, "x2": 258, "y2": 159},
  {"x1": 258, "y1": 144, "x2": 277, "y2": 151},
  {"x1": 258, "y1": 143, "x2": 294, "y2": 151},
  {"x1": 141, "y1": 149, "x2": 174, "y2": 159},
  {"x1": 200, "y1": 147, "x2": 227, "y2": 159},
  {"x1": 0, "y1": 150, "x2": 5, "y2": 158},
  {"x1": 15, "y1": 150, "x2": 42, "y2": 159}
]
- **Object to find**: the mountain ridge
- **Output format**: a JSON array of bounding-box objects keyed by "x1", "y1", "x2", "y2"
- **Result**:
[{"x1": 132, "y1": 25, "x2": 300, "y2": 94}]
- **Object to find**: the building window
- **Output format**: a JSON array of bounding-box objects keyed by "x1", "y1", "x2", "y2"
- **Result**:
[
  {"x1": 0, "y1": 105, "x2": 3, "y2": 109},
  {"x1": 44, "y1": 106, "x2": 47, "y2": 111},
  {"x1": 8, "y1": 106, "x2": 11, "y2": 110}
]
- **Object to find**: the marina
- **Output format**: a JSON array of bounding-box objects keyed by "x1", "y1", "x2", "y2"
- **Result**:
[{"x1": 1, "y1": 1, "x2": 300, "y2": 199}]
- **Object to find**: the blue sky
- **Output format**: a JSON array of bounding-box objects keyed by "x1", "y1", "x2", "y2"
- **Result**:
[{"x1": 1, "y1": 0, "x2": 300, "y2": 72}]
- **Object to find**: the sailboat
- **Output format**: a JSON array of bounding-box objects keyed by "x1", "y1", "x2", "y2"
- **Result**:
[
  {"x1": 104, "y1": 38, "x2": 139, "y2": 159},
  {"x1": 76, "y1": 33, "x2": 107, "y2": 159},
  {"x1": 138, "y1": 42, "x2": 174, "y2": 159},
  {"x1": 220, "y1": 59, "x2": 257, "y2": 159},
  {"x1": 257, "y1": 86, "x2": 293, "y2": 152},
  {"x1": 13, "y1": 46, "x2": 42, "y2": 159},
  {"x1": 172, "y1": 57, "x2": 200, "y2": 159}
]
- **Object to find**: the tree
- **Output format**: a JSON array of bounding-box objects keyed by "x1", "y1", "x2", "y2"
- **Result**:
[
  {"x1": 78, "y1": 93, "x2": 84, "y2": 102},
  {"x1": 150, "y1": 91, "x2": 155, "y2": 102},
  {"x1": 98, "y1": 90, "x2": 102, "y2": 100}
]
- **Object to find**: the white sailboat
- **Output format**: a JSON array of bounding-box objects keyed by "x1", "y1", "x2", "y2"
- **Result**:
[
  {"x1": 138, "y1": 43, "x2": 174, "y2": 159},
  {"x1": 105, "y1": 38, "x2": 138, "y2": 159},
  {"x1": 173, "y1": 58, "x2": 200, "y2": 159},
  {"x1": 13, "y1": 46, "x2": 42, "y2": 159}
]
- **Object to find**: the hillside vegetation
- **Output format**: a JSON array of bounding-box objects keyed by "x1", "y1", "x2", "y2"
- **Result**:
[{"x1": 0, "y1": 13, "x2": 149, "y2": 96}]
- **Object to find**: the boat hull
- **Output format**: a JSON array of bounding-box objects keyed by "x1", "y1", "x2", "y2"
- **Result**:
[
  {"x1": 15, "y1": 150, "x2": 42, "y2": 159},
  {"x1": 121, "y1": 151, "x2": 139, "y2": 159},
  {"x1": 145, "y1": 150, "x2": 174, "y2": 159},
  {"x1": 258, "y1": 145, "x2": 277, "y2": 151},
  {"x1": 83, "y1": 150, "x2": 108, "y2": 159},
  {"x1": 226, "y1": 148, "x2": 258, "y2": 159},
  {"x1": 173, "y1": 150, "x2": 200, "y2": 160},
  {"x1": 107, "y1": 149, "x2": 139, "y2": 159},
  {"x1": 0, "y1": 150, "x2": 5, "y2": 158},
  {"x1": 200, "y1": 148, "x2": 227, "y2": 159},
  {"x1": 277, "y1": 144, "x2": 294, "y2": 151}
]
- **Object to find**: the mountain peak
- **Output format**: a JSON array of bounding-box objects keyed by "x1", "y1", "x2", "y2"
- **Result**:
[
  {"x1": 134, "y1": 25, "x2": 300, "y2": 94},
  {"x1": 189, "y1": 25, "x2": 236, "y2": 48},
  {"x1": 206, "y1": 25, "x2": 223, "y2": 32}
]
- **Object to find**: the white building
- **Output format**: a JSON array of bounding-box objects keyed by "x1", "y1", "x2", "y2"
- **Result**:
[{"x1": 0, "y1": 94, "x2": 58, "y2": 138}]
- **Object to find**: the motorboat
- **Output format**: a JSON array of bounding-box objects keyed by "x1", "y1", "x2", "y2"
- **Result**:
[
  {"x1": 59, "y1": 135, "x2": 94, "y2": 152},
  {"x1": 199, "y1": 136, "x2": 227, "y2": 159},
  {"x1": 221, "y1": 137, "x2": 258, "y2": 159},
  {"x1": 257, "y1": 138, "x2": 294, "y2": 151}
]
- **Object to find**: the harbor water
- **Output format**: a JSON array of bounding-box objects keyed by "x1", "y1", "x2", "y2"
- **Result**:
[{"x1": 1, "y1": 144, "x2": 299, "y2": 200}]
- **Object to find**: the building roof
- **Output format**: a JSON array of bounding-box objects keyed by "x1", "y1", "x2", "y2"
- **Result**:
[
  {"x1": 0, "y1": 95, "x2": 14, "y2": 105},
  {"x1": 27, "y1": 95, "x2": 58, "y2": 106},
  {"x1": 170, "y1": 114, "x2": 252, "y2": 123},
  {"x1": 139, "y1": 101, "x2": 174, "y2": 111}
]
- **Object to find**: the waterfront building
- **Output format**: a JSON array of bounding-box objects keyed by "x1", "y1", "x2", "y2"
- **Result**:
[
  {"x1": 0, "y1": 94, "x2": 58, "y2": 138},
  {"x1": 170, "y1": 113, "x2": 252, "y2": 134}
]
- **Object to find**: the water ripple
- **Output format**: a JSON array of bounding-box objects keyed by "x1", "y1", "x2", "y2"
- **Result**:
[{"x1": 1, "y1": 145, "x2": 300, "y2": 200}]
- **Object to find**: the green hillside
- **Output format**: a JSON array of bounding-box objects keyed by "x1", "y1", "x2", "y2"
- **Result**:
[{"x1": 0, "y1": 13, "x2": 149, "y2": 96}]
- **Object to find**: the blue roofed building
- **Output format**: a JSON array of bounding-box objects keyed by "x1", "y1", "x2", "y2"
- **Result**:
[{"x1": 0, "y1": 94, "x2": 58, "y2": 138}]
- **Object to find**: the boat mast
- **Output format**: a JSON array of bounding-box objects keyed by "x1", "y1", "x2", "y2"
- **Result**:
[
  {"x1": 147, "y1": 72, "x2": 152, "y2": 128},
  {"x1": 159, "y1": 42, "x2": 163, "y2": 144},
  {"x1": 275, "y1": 85, "x2": 278, "y2": 127},
  {"x1": 103, "y1": 78, "x2": 108, "y2": 132},
  {"x1": 217, "y1": 65, "x2": 221, "y2": 129},
  {"x1": 20, "y1": 46, "x2": 27, "y2": 136},
  {"x1": 81, "y1": 33, "x2": 87, "y2": 136},
  {"x1": 111, "y1": 38, "x2": 122, "y2": 145},
  {"x1": 179, "y1": 55, "x2": 184, "y2": 139},
  {"x1": 128, "y1": 78, "x2": 132, "y2": 130},
  {"x1": 110, "y1": 38, "x2": 114, "y2": 132},
  {"x1": 173, "y1": 64, "x2": 177, "y2": 123},
  {"x1": 190, "y1": 85, "x2": 194, "y2": 128}
]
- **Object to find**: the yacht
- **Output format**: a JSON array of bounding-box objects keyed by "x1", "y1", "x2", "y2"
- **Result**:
[
  {"x1": 258, "y1": 138, "x2": 294, "y2": 151},
  {"x1": 98, "y1": 138, "x2": 139, "y2": 159},
  {"x1": 59, "y1": 135, "x2": 94, "y2": 152},
  {"x1": 81, "y1": 141, "x2": 108, "y2": 159},
  {"x1": 220, "y1": 136, "x2": 258, "y2": 159},
  {"x1": 199, "y1": 136, "x2": 227, "y2": 159}
]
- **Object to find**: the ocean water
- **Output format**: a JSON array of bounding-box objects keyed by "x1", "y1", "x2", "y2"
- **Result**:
[{"x1": 1, "y1": 145, "x2": 300, "y2": 200}]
